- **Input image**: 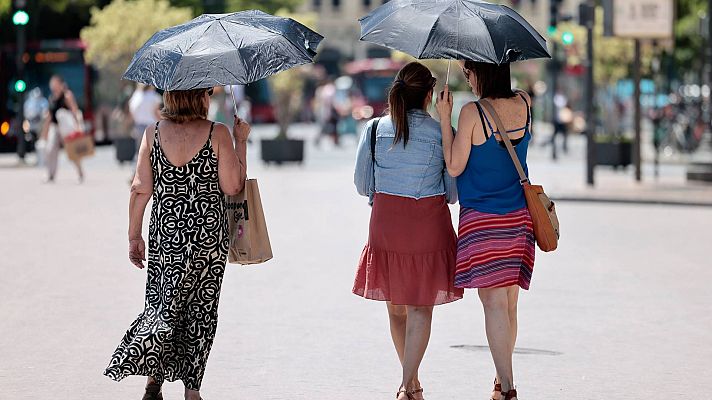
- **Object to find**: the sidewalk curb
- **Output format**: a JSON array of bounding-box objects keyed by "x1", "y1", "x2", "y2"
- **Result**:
[{"x1": 551, "y1": 196, "x2": 712, "y2": 208}]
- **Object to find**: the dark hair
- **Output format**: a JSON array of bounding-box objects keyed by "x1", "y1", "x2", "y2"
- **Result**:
[
  {"x1": 50, "y1": 74, "x2": 65, "y2": 83},
  {"x1": 388, "y1": 62, "x2": 435, "y2": 146},
  {"x1": 464, "y1": 61, "x2": 515, "y2": 99}
]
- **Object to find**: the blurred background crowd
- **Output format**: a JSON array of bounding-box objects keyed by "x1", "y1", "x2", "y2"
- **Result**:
[{"x1": 1, "y1": 0, "x2": 712, "y2": 185}]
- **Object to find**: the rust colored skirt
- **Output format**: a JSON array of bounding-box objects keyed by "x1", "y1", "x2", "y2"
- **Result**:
[{"x1": 353, "y1": 193, "x2": 464, "y2": 306}]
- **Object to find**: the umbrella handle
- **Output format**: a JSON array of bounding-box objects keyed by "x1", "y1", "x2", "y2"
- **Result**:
[
  {"x1": 446, "y1": 60, "x2": 451, "y2": 86},
  {"x1": 230, "y1": 86, "x2": 239, "y2": 117}
]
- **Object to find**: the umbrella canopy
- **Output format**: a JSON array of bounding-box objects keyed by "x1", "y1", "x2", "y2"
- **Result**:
[
  {"x1": 123, "y1": 10, "x2": 324, "y2": 91},
  {"x1": 359, "y1": 0, "x2": 549, "y2": 65}
]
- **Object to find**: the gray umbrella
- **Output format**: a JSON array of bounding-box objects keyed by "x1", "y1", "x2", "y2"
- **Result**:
[
  {"x1": 359, "y1": 0, "x2": 550, "y2": 65},
  {"x1": 123, "y1": 10, "x2": 324, "y2": 91}
]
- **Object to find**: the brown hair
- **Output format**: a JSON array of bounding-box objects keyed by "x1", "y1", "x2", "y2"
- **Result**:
[
  {"x1": 464, "y1": 61, "x2": 515, "y2": 99},
  {"x1": 161, "y1": 89, "x2": 209, "y2": 123},
  {"x1": 388, "y1": 62, "x2": 435, "y2": 147}
]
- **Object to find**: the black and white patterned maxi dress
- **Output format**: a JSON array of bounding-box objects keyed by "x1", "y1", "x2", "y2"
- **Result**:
[{"x1": 105, "y1": 122, "x2": 228, "y2": 390}]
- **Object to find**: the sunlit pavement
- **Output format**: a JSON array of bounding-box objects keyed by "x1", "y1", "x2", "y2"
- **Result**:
[{"x1": 1, "y1": 123, "x2": 711, "y2": 399}]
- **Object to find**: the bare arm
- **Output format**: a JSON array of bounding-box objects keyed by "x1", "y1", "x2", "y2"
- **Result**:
[
  {"x1": 216, "y1": 117, "x2": 249, "y2": 196},
  {"x1": 63, "y1": 90, "x2": 82, "y2": 126},
  {"x1": 128, "y1": 128, "x2": 154, "y2": 269},
  {"x1": 436, "y1": 85, "x2": 475, "y2": 177}
]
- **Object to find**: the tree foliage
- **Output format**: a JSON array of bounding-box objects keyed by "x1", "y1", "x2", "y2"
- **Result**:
[
  {"x1": 674, "y1": 0, "x2": 707, "y2": 79},
  {"x1": 80, "y1": 0, "x2": 192, "y2": 76}
]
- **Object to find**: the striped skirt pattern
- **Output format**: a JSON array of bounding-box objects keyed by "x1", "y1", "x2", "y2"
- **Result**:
[{"x1": 455, "y1": 207, "x2": 535, "y2": 290}]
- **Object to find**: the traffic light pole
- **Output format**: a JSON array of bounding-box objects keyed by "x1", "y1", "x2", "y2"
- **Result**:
[
  {"x1": 633, "y1": 39, "x2": 642, "y2": 182},
  {"x1": 15, "y1": 15, "x2": 26, "y2": 161},
  {"x1": 584, "y1": 1, "x2": 595, "y2": 186}
]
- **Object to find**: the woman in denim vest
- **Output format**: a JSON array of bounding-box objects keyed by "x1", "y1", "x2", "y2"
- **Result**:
[{"x1": 353, "y1": 62, "x2": 463, "y2": 400}]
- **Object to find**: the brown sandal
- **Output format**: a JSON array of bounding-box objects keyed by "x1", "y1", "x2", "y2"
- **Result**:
[
  {"x1": 490, "y1": 378, "x2": 502, "y2": 400},
  {"x1": 141, "y1": 382, "x2": 163, "y2": 400},
  {"x1": 501, "y1": 389, "x2": 518, "y2": 400},
  {"x1": 396, "y1": 388, "x2": 416, "y2": 400}
]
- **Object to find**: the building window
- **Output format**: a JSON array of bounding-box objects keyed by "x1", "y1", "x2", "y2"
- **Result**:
[
  {"x1": 313, "y1": 0, "x2": 321, "y2": 9},
  {"x1": 332, "y1": 0, "x2": 341, "y2": 10},
  {"x1": 364, "y1": 0, "x2": 372, "y2": 8}
]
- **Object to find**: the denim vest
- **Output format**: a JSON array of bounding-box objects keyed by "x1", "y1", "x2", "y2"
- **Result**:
[{"x1": 354, "y1": 110, "x2": 457, "y2": 204}]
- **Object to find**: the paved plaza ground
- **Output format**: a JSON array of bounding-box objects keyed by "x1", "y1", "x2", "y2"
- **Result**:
[{"x1": 1, "y1": 125, "x2": 711, "y2": 399}]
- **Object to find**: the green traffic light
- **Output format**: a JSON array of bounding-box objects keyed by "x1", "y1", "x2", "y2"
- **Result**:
[
  {"x1": 14, "y1": 80, "x2": 27, "y2": 93},
  {"x1": 547, "y1": 26, "x2": 558, "y2": 36},
  {"x1": 562, "y1": 31, "x2": 574, "y2": 45},
  {"x1": 12, "y1": 10, "x2": 29, "y2": 26}
]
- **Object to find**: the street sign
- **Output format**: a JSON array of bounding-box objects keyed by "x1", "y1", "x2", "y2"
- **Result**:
[{"x1": 612, "y1": 0, "x2": 674, "y2": 39}]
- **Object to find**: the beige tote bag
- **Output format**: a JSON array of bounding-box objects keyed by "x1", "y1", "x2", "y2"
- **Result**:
[{"x1": 226, "y1": 179, "x2": 273, "y2": 264}]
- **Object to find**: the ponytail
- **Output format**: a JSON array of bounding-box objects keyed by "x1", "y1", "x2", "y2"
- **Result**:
[
  {"x1": 389, "y1": 80, "x2": 410, "y2": 147},
  {"x1": 387, "y1": 62, "x2": 436, "y2": 147}
]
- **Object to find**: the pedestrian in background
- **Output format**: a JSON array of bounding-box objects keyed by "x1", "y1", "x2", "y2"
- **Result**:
[
  {"x1": 314, "y1": 78, "x2": 339, "y2": 146},
  {"x1": 128, "y1": 84, "x2": 162, "y2": 151},
  {"x1": 437, "y1": 61, "x2": 535, "y2": 400},
  {"x1": 41, "y1": 74, "x2": 84, "y2": 183},
  {"x1": 544, "y1": 90, "x2": 570, "y2": 160},
  {"x1": 104, "y1": 87, "x2": 249, "y2": 400},
  {"x1": 353, "y1": 62, "x2": 462, "y2": 400}
]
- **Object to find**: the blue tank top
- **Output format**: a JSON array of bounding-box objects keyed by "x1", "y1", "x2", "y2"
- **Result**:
[{"x1": 456, "y1": 94, "x2": 531, "y2": 215}]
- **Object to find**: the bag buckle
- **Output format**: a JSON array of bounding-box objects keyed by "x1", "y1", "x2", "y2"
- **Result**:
[{"x1": 519, "y1": 178, "x2": 530, "y2": 185}]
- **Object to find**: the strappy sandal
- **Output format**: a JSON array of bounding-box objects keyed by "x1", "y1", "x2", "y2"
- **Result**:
[
  {"x1": 141, "y1": 382, "x2": 163, "y2": 400},
  {"x1": 490, "y1": 378, "x2": 502, "y2": 400},
  {"x1": 411, "y1": 387, "x2": 424, "y2": 399},
  {"x1": 396, "y1": 388, "x2": 415, "y2": 400},
  {"x1": 501, "y1": 389, "x2": 518, "y2": 400}
]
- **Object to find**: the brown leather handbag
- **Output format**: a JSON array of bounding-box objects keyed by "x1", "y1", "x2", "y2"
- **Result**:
[{"x1": 480, "y1": 99, "x2": 560, "y2": 252}]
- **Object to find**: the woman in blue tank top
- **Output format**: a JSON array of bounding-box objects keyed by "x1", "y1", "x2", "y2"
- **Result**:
[{"x1": 436, "y1": 61, "x2": 535, "y2": 400}]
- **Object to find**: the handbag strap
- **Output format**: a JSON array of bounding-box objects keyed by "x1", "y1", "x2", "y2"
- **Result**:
[
  {"x1": 479, "y1": 99, "x2": 530, "y2": 185},
  {"x1": 370, "y1": 117, "x2": 381, "y2": 162}
]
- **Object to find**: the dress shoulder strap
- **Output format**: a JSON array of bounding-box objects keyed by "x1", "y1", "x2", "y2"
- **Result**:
[
  {"x1": 154, "y1": 121, "x2": 160, "y2": 142},
  {"x1": 474, "y1": 101, "x2": 493, "y2": 138},
  {"x1": 517, "y1": 91, "x2": 532, "y2": 127},
  {"x1": 208, "y1": 121, "x2": 216, "y2": 138}
]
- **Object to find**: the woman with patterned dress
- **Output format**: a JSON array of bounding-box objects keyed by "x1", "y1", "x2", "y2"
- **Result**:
[
  {"x1": 104, "y1": 87, "x2": 249, "y2": 400},
  {"x1": 436, "y1": 61, "x2": 535, "y2": 400},
  {"x1": 353, "y1": 62, "x2": 463, "y2": 400}
]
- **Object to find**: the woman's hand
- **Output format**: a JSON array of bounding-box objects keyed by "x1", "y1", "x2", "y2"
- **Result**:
[
  {"x1": 436, "y1": 84, "x2": 454, "y2": 121},
  {"x1": 129, "y1": 238, "x2": 146, "y2": 269},
  {"x1": 233, "y1": 116, "x2": 251, "y2": 143}
]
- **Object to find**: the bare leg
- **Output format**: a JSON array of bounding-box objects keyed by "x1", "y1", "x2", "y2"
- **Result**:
[
  {"x1": 507, "y1": 286, "x2": 519, "y2": 356},
  {"x1": 387, "y1": 303, "x2": 423, "y2": 399},
  {"x1": 46, "y1": 130, "x2": 60, "y2": 181},
  {"x1": 399, "y1": 306, "x2": 433, "y2": 398},
  {"x1": 73, "y1": 160, "x2": 84, "y2": 183},
  {"x1": 185, "y1": 388, "x2": 201, "y2": 400},
  {"x1": 479, "y1": 288, "x2": 515, "y2": 395}
]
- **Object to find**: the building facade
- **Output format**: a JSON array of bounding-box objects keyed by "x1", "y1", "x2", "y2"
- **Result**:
[{"x1": 299, "y1": 0, "x2": 582, "y2": 62}]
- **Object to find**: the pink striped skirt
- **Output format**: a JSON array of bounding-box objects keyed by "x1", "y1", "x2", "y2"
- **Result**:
[{"x1": 455, "y1": 207, "x2": 535, "y2": 290}]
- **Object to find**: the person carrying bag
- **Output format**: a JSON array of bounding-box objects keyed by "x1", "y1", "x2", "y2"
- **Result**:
[{"x1": 479, "y1": 99, "x2": 559, "y2": 251}]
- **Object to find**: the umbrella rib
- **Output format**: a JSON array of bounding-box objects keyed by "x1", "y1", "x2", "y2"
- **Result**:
[
  {"x1": 359, "y1": 1, "x2": 444, "y2": 41},
  {"x1": 222, "y1": 17, "x2": 320, "y2": 60}
]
